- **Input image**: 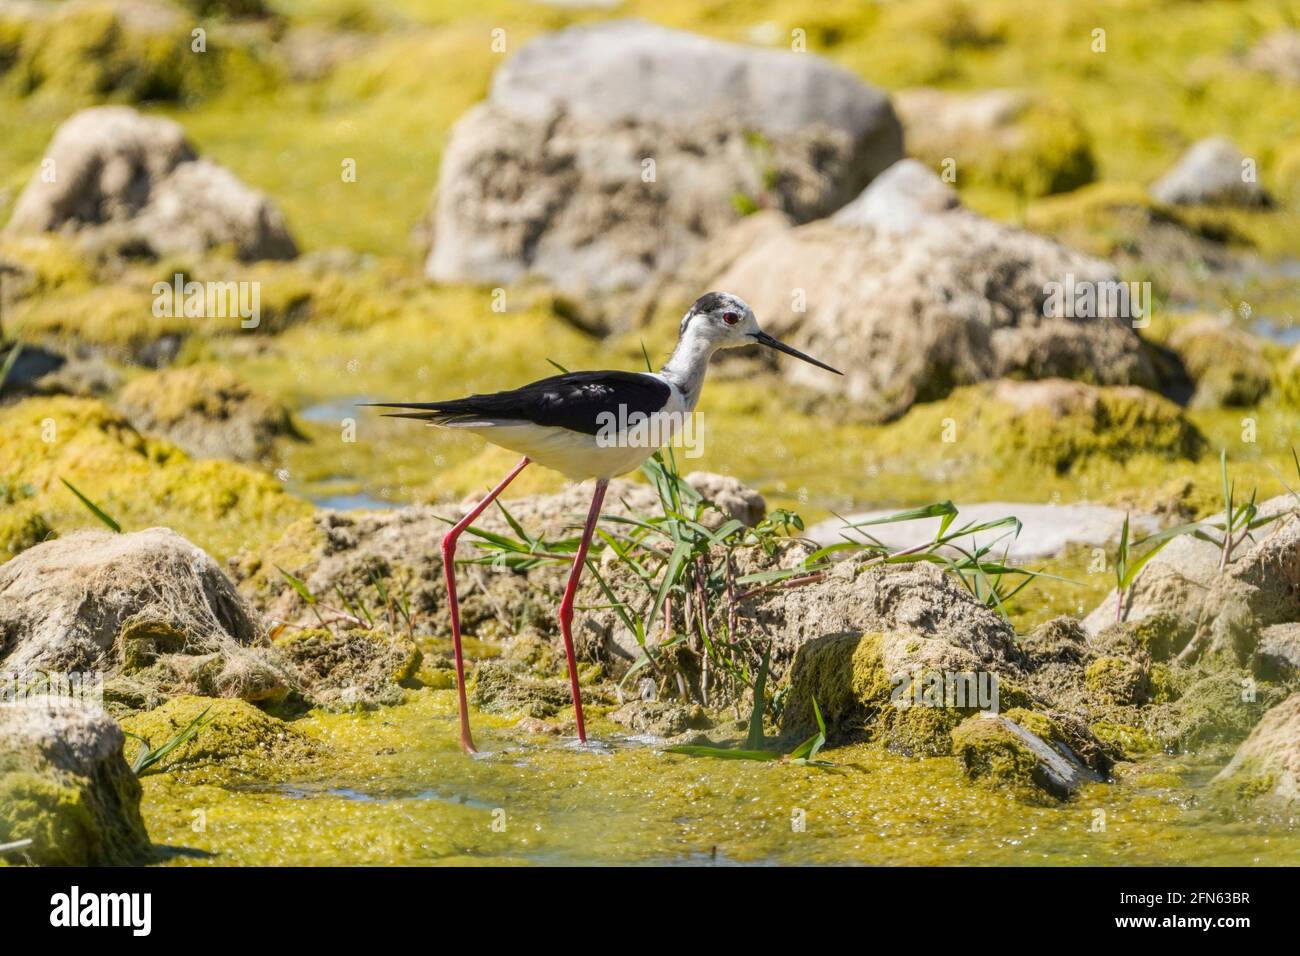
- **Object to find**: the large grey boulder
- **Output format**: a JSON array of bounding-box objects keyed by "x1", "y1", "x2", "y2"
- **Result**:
[
  {"x1": 1150, "y1": 136, "x2": 1271, "y2": 207},
  {"x1": 426, "y1": 19, "x2": 901, "y2": 295},
  {"x1": 0, "y1": 696, "x2": 153, "y2": 865},
  {"x1": 713, "y1": 162, "x2": 1157, "y2": 419},
  {"x1": 5, "y1": 106, "x2": 297, "y2": 260}
]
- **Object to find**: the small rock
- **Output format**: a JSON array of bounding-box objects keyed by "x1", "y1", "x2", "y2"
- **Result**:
[
  {"x1": 0, "y1": 528, "x2": 280, "y2": 707},
  {"x1": 1150, "y1": 137, "x2": 1271, "y2": 207},
  {"x1": 116, "y1": 365, "x2": 303, "y2": 463},
  {"x1": 610, "y1": 699, "x2": 708, "y2": 737},
  {"x1": 1084, "y1": 655, "x2": 1151, "y2": 706},
  {"x1": 514, "y1": 715, "x2": 564, "y2": 736},
  {"x1": 1243, "y1": 30, "x2": 1300, "y2": 85},
  {"x1": 272, "y1": 627, "x2": 421, "y2": 710},
  {"x1": 119, "y1": 695, "x2": 317, "y2": 777},
  {"x1": 1168, "y1": 318, "x2": 1273, "y2": 408},
  {"x1": 469, "y1": 661, "x2": 575, "y2": 719},
  {"x1": 1084, "y1": 532, "x2": 1223, "y2": 639},
  {"x1": 832, "y1": 159, "x2": 960, "y2": 236}
]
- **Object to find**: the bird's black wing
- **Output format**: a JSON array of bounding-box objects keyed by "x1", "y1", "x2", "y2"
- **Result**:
[{"x1": 362, "y1": 371, "x2": 673, "y2": 436}]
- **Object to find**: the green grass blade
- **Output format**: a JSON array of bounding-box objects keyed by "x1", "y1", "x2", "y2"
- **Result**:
[
  {"x1": 60, "y1": 478, "x2": 121, "y2": 533},
  {"x1": 276, "y1": 565, "x2": 317, "y2": 606}
]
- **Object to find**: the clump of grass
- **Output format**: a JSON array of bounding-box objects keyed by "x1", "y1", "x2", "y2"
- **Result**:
[
  {"x1": 123, "y1": 705, "x2": 212, "y2": 776},
  {"x1": 1112, "y1": 449, "x2": 1298, "y2": 622},
  {"x1": 460, "y1": 446, "x2": 1054, "y2": 717}
]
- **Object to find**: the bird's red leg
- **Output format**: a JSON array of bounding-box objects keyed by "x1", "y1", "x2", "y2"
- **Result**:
[
  {"x1": 441, "y1": 456, "x2": 530, "y2": 754},
  {"x1": 558, "y1": 478, "x2": 608, "y2": 743}
]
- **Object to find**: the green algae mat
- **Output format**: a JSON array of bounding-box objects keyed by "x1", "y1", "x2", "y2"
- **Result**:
[{"x1": 135, "y1": 690, "x2": 1300, "y2": 866}]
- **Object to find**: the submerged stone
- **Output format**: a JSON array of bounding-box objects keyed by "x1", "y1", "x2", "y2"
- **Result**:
[{"x1": 609, "y1": 699, "x2": 710, "y2": 737}]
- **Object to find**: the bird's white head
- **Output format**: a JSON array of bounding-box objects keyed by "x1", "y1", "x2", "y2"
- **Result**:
[{"x1": 678, "y1": 291, "x2": 842, "y2": 374}]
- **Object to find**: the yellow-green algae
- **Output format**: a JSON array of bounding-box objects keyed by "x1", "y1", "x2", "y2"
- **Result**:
[
  {"x1": 121, "y1": 695, "x2": 320, "y2": 778},
  {"x1": 130, "y1": 688, "x2": 1300, "y2": 866},
  {"x1": 0, "y1": 1, "x2": 278, "y2": 105},
  {"x1": 0, "y1": 395, "x2": 311, "y2": 561}
]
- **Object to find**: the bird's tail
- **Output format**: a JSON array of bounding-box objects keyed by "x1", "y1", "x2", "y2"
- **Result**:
[{"x1": 357, "y1": 400, "x2": 503, "y2": 427}]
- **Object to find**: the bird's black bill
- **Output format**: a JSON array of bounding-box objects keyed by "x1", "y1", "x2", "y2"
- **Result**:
[{"x1": 751, "y1": 330, "x2": 843, "y2": 375}]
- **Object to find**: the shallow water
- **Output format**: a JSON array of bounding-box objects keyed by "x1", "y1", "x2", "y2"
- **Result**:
[{"x1": 141, "y1": 690, "x2": 1300, "y2": 867}]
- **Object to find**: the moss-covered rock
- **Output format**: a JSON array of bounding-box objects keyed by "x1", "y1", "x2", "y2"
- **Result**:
[
  {"x1": 1282, "y1": 346, "x2": 1300, "y2": 407},
  {"x1": 893, "y1": 88, "x2": 1095, "y2": 197},
  {"x1": 1213, "y1": 692, "x2": 1300, "y2": 807},
  {"x1": 0, "y1": 490, "x2": 53, "y2": 559},
  {"x1": 1168, "y1": 318, "x2": 1274, "y2": 408},
  {"x1": 950, "y1": 711, "x2": 1103, "y2": 802},
  {"x1": 0, "y1": 0, "x2": 277, "y2": 104},
  {"x1": 119, "y1": 695, "x2": 317, "y2": 777},
  {"x1": 1084, "y1": 655, "x2": 1151, "y2": 705},
  {"x1": 1146, "y1": 670, "x2": 1286, "y2": 753},
  {"x1": 1089, "y1": 720, "x2": 1160, "y2": 760},
  {"x1": 116, "y1": 364, "x2": 303, "y2": 463},
  {"x1": 778, "y1": 630, "x2": 1018, "y2": 756},
  {"x1": 0, "y1": 697, "x2": 153, "y2": 865},
  {"x1": 469, "y1": 661, "x2": 579, "y2": 720},
  {"x1": 1092, "y1": 613, "x2": 1189, "y2": 663},
  {"x1": 0, "y1": 396, "x2": 311, "y2": 560},
  {"x1": 987, "y1": 379, "x2": 1205, "y2": 473},
  {"x1": 609, "y1": 699, "x2": 710, "y2": 737}
]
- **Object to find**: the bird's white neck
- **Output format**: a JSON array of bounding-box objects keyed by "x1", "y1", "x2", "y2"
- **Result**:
[{"x1": 660, "y1": 327, "x2": 718, "y2": 409}]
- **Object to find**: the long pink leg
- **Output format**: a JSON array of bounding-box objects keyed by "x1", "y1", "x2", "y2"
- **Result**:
[
  {"x1": 441, "y1": 456, "x2": 530, "y2": 754},
  {"x1": 558, "y1": 478, "x2": 609, "y2": 743}
]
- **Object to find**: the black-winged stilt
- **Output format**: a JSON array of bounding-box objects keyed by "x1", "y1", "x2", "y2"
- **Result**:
[{"x1": 366, "y1": 292, "x2": 841, "y2": 753}]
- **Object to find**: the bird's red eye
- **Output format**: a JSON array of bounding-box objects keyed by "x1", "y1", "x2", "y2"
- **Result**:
[{"x1": 722, "y1": 311, "x2": 740, "y2": 325}]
